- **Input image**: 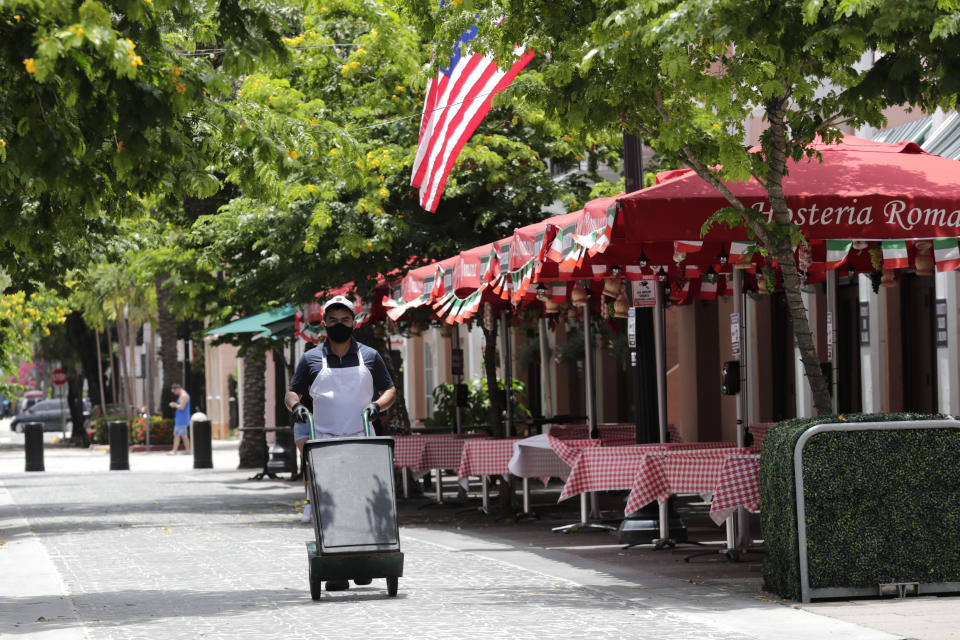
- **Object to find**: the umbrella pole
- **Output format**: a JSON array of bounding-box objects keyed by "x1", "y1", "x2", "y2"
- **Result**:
[
  {"x1": 654, "y1": 280, "x2": 667, "y2": 443},
  {"x1": 539, "y1": 316, "x2": 553, "y2": 426},
  {"x1": 583, "y1": 295, "x2": 597, "y2": 440},
  {"x1": 827, "y1": 270, "x2": 839, "y2": 414},
  {"x1": 501, "y1": 308, "x2": 513, "y2": 438},
  {"x1": 552, "y1": 292, "x2": 615, "y2": 533},
  {"x1": 654, "y1": 279, "x2": 670, "y2": 542},
  {"x1": 733, "y1": 269, "x2": 749, "y2": 555},
  {"x1": 453, "y1": 323, "x2": 463, "y2": 435}
]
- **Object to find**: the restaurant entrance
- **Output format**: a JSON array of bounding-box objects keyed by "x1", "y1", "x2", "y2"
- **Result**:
[
  {"x1": 900, "y1": 272, "x2": 938, "y2": 413},
  {"x1": 835, "y1": 281, "x2": 863, "y2": 413}
]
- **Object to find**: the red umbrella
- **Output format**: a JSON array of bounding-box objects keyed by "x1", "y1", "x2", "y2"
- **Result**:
[{"x1": 610, "y1": 136, "x2": 960, "y2": 245}]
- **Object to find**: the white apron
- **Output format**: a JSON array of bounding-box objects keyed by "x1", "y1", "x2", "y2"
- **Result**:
[{"x1": 309, "y1": 353, "x2": 375, "y2": 438}]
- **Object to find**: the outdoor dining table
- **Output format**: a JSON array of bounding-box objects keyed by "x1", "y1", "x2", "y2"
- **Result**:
[
  {"x1": 392, "y1": 433, "x2": 485, "y2": 502},
  {"x1": 506, "y1": 434, "x2": 602, "y2": 514},
  {"x1": 454, "y1": 437, "x2": 524, "y2": 512},
  {"x1": 558, "y1": 442, "x2": 750, "y2": 540},
  {"x1": 624, "y1": 448, "x2": 761, "y2": 525}
]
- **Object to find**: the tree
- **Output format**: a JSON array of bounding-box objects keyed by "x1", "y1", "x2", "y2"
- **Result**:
[
  {"x1": 404, "y1": 0, "x2": 960, "y2": 415},
  {"x1": 149, "y1": 0, "x2": 616, "y2": 438}
]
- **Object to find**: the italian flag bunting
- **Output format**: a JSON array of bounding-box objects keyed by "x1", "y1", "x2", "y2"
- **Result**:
[
  {"x1": 729, "y1": 241, "x2": 754, "y2": 265},
  {"x1": 551, "y1": 283, "x2": 568, "y2": 303},
  {"x1": 934, "y1": 238, "x2": 960, "y2": 272},
  {"x1": 881, "y1": 240, "x2": 909, "y2": 269},
  {"x1": 675, "y1": 240, "x2": 703, "y2": 253},
  {"x1": 824, "y1": 240, "x2": 853, "y2": 270},
  {"x1": 698, "y1": 278, "x2": 717, "y2": 300},
  {"x1": 624, "y1": 265, "x2": 645, "y2": 281}
]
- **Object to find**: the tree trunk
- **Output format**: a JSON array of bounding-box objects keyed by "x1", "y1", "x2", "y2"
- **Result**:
[
  {"x1": 64, "y1": 312, "x2": 97, "y2": 447},
  {"x1": 763, "y1": 103, "x2": 832, "y2": 416},
  {"x1": 481, "y1": 311, "x2": 503, "y2": 438},
  {"x1": 238, "y1": 350, "x2": 267, "y2": 469},
  {"x1": 156, "y1": 276, "x2": 180, "y2": 418},
  {"x1": 126, "y1": 316, "x2": 137, "y2": 414},
  {"x1": 114, "y1": 311, "x2": 131, "y2": 417},
  {"x1": 95, "y1": 329, "x2": 107, "y2": 416},
  {"x1": 106, "y1": 325, "x2": 117, "y2": 404}
]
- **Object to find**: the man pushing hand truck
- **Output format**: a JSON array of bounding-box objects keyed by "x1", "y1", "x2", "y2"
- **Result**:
[{"x1": 285, "y1": 295, "x2": 400, "y2": 597}]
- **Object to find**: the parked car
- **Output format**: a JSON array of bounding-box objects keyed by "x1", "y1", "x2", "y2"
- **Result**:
[
  {"x1": 11, "y1": 398, "x2": 92, "y2": 433},
  {"x1": 17, "y1": 389, "x2": 44, "y2": 414}
]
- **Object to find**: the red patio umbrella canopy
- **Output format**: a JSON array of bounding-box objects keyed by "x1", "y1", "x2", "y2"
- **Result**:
[{"x1": 615, "y1": 136, "x2": 960, "y2": 243}]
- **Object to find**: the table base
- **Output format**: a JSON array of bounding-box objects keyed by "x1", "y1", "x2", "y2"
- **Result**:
[{"x1": 551, "y1": 493, "x2": 618, "y2": 534}]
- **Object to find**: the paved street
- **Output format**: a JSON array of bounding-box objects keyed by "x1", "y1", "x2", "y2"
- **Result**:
[{"x1": 0, "y1": 429, "x2": 952, "y2": 640}]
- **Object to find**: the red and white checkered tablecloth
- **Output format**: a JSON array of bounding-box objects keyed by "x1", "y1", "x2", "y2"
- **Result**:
[
  {"x1": 621, "y1": 448, "x2": 761, "y2": 522},
  {"x1": 558, "y1": 444, "x2": 663, "y2": 502},
  {"x1": 456, "y1": 438, "x2": 523, "y2": 488},
  {"x1": 393, "y1": 434, "x2": 472, "y2": 478},
  {"x1": 748, "y1": 422, "x2": 776, "y2": 449},
  {"x1": 709, "y1": 453, "x2": 761, "y2": 525},
  {"x1": 557, "y1": 442, "x2": 741, "y2": 503}
]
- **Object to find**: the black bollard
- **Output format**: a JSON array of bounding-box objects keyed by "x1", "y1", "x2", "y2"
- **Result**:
[
  {"x1": 108, "y1": 419, "x2": 130, "y2": 471},
  {"x1": 192, "y1": 413, "x2": 213, "y2": 469},
  {"x1": 24, "y1": 422, "x2": 45, "y2": 472}
]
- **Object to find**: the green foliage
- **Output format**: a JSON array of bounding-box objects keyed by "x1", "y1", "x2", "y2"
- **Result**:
[
  {"x1": 760, "y1": 412, "x2": 960, "y2": 600},
  {"x1": 131, "y1": 415, "x2": 174, "y2": 445},
  {"x1": 164, "y1": 0, "x2": 615, "y2": 340},
  {"x1": 0, "y1": 1, "x2": 292, "y2": 280},
  {"x1": 92, "y1": 415, "x2": 174, "y2": 445},
  {"x1": 422, "y1": 377, "x2": 530, "y2": 430}
]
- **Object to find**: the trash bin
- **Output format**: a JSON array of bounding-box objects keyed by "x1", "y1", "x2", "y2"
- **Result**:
[
  {"x1": 191, "y1": 411, "x2": 213, "y2": 469},
  {"x1": 24, "y1": 422, "x2": 44, "y2": 472},
  {"x1": 108, "y1": 419, "x2": 130, "y2": 471}
]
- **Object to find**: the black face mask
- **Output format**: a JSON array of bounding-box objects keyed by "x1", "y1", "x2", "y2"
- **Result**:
[{"x1": 326, "y1": 323, "x2": 353, "y2": 344}]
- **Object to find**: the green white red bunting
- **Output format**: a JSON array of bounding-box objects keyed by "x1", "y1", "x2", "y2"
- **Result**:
[
  {"x1": 882, "y1": 240, "x2": 909, "y2": 269},
  {"x1": 383, "y1": 293, "x2": 430, "y2": 321},
  {"x1": 728, "y1": 241, "x2": 754, "y2": 264},
  {"x1": 824, "y1": 240, "x2": 853, "y2": 270},
  {"x1": 675, "y1": 240, "x2": 703, "y2": 253},
  {"x1": 934, "y1": 238, "x2": 960, "y2": 272}
]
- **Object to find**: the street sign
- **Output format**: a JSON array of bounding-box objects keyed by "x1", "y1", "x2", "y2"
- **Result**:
[
  {"x1": 730, "y1": 313, "x2": 741, "y2": 359},
  {"x1": 52, "y1": 368, "x2": 67, "y2": 386},
  {"x1": 631, "y1": 280, "x2": 656, "y2": 307}
]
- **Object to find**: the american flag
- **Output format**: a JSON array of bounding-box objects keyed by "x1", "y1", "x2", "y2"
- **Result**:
[{"x1": 411, "y1": 27, "x2": 533, "y2": 212}]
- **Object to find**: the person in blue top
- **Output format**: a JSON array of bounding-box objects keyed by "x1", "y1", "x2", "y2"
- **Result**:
[
  {"x1": 285, "y1": 295, "x2": 396, "y2": 590},
  {"x1": 168, "y1": 383, "x2": 191, "y2": 455}
]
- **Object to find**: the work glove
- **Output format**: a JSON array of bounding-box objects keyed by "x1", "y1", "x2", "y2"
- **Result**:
[
  {"x1": 290, "y1": 402, "x2": 310, "y2": 424},
  {"x1": 363, "y1": 402, "x2": 380, "y2": 423}
]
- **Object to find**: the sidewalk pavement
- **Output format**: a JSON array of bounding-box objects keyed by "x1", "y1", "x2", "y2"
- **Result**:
[{"x1": 0, "y1": 436, "x2": 956, "y2": 639}]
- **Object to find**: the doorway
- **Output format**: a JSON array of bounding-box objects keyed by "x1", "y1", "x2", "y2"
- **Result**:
[
  {"x1": 900, "y1": 273, "x2": 938, "y2": 412},
  {"x1": 836, "y1": 281, "x2": 863, "y2": 413},
  {"x1": 769, "y1": 292, "x2": 797, "y2": 421}
]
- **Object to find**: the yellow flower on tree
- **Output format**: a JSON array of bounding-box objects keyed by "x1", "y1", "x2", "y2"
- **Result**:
[{"x1": 23, "y1": 58, "x2": 36, "y2": 73}]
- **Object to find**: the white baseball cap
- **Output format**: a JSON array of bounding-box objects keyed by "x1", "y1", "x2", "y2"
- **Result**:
[{"x1": 321, "y1": 295, "x2": 356, "y2": 317}]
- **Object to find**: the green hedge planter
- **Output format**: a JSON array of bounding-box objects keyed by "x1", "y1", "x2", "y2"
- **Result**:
[{"x1": 760, "y1": 412, "x2": 960, "y2": 601}]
